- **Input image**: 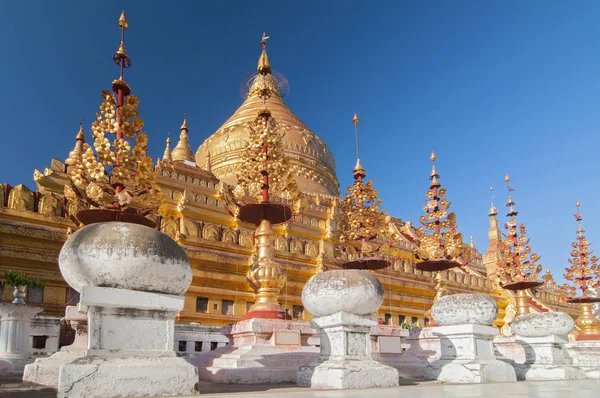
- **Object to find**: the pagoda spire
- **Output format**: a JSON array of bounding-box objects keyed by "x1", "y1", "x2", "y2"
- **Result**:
[
  {"x1": 483, "y1": 186, "x2": 503, "y2": 276},
  {"x1": 65, "y1": 118, "x2": 86, "y2": 166},
  {"x1": 162, "y1": 135, "x2": 172, "y2": 161},
  {"x1": 257, "y1": 32, "x2": 272, "y2": 75},
  {"x1": 171, "y1": 114, "x2": 195, "y2": 163},
  {"x1": 352, "y1": 113, "x2": 366, "y2": 180}
]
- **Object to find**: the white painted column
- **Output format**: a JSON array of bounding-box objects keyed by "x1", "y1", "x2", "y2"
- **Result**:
[{"x1": 0, "y1": 302, "x2": 43, "y2": 375}]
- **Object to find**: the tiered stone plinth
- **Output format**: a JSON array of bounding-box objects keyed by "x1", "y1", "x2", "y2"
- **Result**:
[
  {"x1": 297, "y1": 312, "x2": 399, "y2": 389},
  {"x1": 298, "y1": 270, "x2": 399, "y2": 389},
  {"x1": 566, "y1": 340, "x2": 600, "y2": 379},
  {"x1": 23, "y1": 306, "x2": 87, "y2": 387},
  {"x1": 56, "y1": 221, "x2": 198, "y2": 397},
  {"x1": 511, "y1": 312, "x2": 585, "y2": 380},
  {"x1": 58, "y1": 286, "x2": 198, "y2": 397},
  {"x1": 426, "y1": 324, "x2": 516, "y2": 382},
  {"x1": 424, "y1": 294, "x2": 516, "y2": 383},
  {"x1": 191, "y1": 318, "x2": 318, "y2": 384},
  {"x1": 0, "y1": 302, "x2": 43, "y2": 377}
]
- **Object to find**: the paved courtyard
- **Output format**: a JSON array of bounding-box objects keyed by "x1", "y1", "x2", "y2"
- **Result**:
[{"x1": 1, "y1": 379, "x2": 598, "y2": 397}]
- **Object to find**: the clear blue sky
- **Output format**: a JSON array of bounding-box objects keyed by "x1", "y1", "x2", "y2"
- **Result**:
[{"x1": 1, "y1": 1, "x2": 598, "y2": 285}]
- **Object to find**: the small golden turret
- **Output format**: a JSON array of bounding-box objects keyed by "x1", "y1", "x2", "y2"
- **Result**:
[
  {"x1": 171, "y1": 114, "x2": 195, "y2": 163},
  {"x1": 257, "y1": 32, "x2": 272, "y2": 75},
  {"x1": 162, "y1": 136, "x2": 172, "y2": 161},
  {"x1": 65, "y1": 119, "x2": 86, "y2": 166}
]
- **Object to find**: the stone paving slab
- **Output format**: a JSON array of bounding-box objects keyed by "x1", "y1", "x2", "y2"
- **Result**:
[{"x1": 1, "y1": 378, "x2": 598, "y2": 397}]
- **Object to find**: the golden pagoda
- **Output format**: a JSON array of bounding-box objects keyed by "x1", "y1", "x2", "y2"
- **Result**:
[{"x1": 0, "y1": 15, "x2": 577, "y2": 335}]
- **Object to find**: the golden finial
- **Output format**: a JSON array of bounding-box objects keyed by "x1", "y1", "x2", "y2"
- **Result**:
[
  {"x1": 206, "y1": 151, "x2": 212, "y2": 173},
  {"x1": 430, "y1": 150, "x2": 436, "y2": 162},
  {"x1": 113, "y1": 10, "x2": 131, "y2": 81},
  {"x1": 352, "y1": 113, "x2": 360, "y2": 125},
  {"x1": 504, "y1": 173, "x2": 510, "y2": 183},
  {"x1": 352, "y1": 113, "x2": 366, "y2": 180},
  {"x1": 181, "y1": 113, "x2": 188, "y2": 131},
  {"x1": 575, "y1": 201, "x2": 582, "y2": 222},
  {"x1": 257, "y1": 32, "x2": 272, "y2": 75},
  {"x1": 172, "y1": 115, "x2": 194, "y2": 163},
  {"x1": 470, "y1": 236, "x2": 477, "y2": 250},
  {"x1": 162, "y1": 135, "x2": 172, "y2": 161},
  {"x1": 118, "y1": 10, "x2": 128, "y2": 28},
  {"x1": 65, "y1": 119, "x2": 87, "y2": 166},
  {"x1": 489, "y1": 186, "x2": 498, "y2": 216}
]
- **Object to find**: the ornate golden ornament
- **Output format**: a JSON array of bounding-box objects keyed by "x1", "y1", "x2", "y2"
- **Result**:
[
  {"x1": 562, "y1": 202, "x2": 600, "y2": 338},
  {"x1": 335, "y1": 114, "x2": 394, "y2": 269},
  {"x1": 495, "y1": 174, "x2": 543, "y2": 292},
  {"x1": 414, "y1": 151, "x2": 470, "y2": 272},
  {"x1": 62, "y1": 11, "x2": 166, "y2": 228}
]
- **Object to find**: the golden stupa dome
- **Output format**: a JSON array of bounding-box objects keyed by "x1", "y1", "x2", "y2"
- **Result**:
[{"x1": 195, "y1": 42, "x2": 339, "y2": 197}]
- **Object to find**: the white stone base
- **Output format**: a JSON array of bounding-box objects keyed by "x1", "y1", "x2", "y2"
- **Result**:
[
  {"x1": 297, "y1": 312, "x2": 399, "y2": 389},
  {"x1": 0, "y1": 353, "x2": 35, "y2": 377},
  {"x1": 565, "y1": 340, "x2": 600, "y2": 379},
  {"x1": 23, "y1": 306, "x2": 87, "y2": 387},
  {"x1": 515, "y1": 335, "x2": 585, "y2": 381},
  {"x1": 298, "y1": 359, "x2": 399, "y2": 389},
  {"x1": 425, "y1": 324, "x2": 516, "y2": 383},
  {"x1": 190, "y1": 318, "x2": 319, "y2": 384},
  {"x1": 58, "y1": 356, "x2": 198, "y2": 398}
]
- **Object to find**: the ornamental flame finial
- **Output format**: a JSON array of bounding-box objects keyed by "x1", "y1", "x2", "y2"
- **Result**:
[
  {"x1": 495, "y1": 175, "x2": 543, "y2": 290},
  {"x1": 413, "y1": 152, "x2": 470, "y2": 270},
  {"x1": 563, "y1": 202, "x2": 600, "y2": 298}
]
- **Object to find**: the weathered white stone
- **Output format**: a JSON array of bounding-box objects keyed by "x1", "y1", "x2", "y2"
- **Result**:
[
  {"x1": 297, "y1": 312, "x2": 399, "y2": 389},
  {"x1": 425, "y1": 324, "x2": 516, "y2": 383},
  {"x1": 30, "y1": 316, "x2": 61, "y2": 357},
  {"x1": 566, "y1": 340, "x2": 600, "y2": 379},
  {"x1": 0, "y1": 303, "x2": 43, "y2": 376},
  {"x1": 59, "y1": 222, "x2": 191, "y2": 295},
  {"x1": 513, "y1": 335, "x2": 586, "y2": 380},
  {"x1": 57, "y1": 223, "x2": 198, "y2": 397},
  {"x1": 512, "y1": 312, "x2": 575, "y2": 337},
  {"x1": 301, "y1": 270, "x2": 383, "y2": 317},
  {"x1": 190, "y1": 318, "x2": 319, "y2": 384},
  {"x1": 431, "y1": 293, "x2": 498, "y2": 326},
  {"x1": 23, "y1": 306, "x2": 87, "y2": 387},
  {"x1": 389, "y1": 327, "x2": 441, "y2": 379},
  {"x1": 174, "y1": 323, "x2": 228, "y2": 357}
]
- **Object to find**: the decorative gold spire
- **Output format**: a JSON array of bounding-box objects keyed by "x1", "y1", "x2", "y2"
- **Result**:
[
  {"x1": 414, "y1": 152, "x2": 470, "y2": 270},
  {"x1": 337, "y1": 116, "x2": 393, "y2": 268},
  {"x1": 171, "y1": 114, "x2": 195, "y2": 163},
  {"x1": 162, "y1": 136, "x2": 172, "y2": 161},
  {"x1": 257, "y1": 32, "x2": 272, "y2": 75},
  {"x1": 495, "y1": 174, "x2": 542, "y2": 291},
  {"x1": 542, "y1": 269, "x2": 556, "y2": 287},
  {"x1": 65, "y1": 119, "x2": 86, "y2": 166},
  {"x1": 111, "y1": 10, "x2": 131, "y2": 95},
  {"x1": 470, "y1": 236, "x2": 477, "y2": 250},
  {"x1": 352, "y1": 113, "x2": 366, "y2": 179},
  {"x1": 563, "y1": 201, "x2": 599, "y2": 298},
  {"x1": 488, "y1": 186, "x2": 498, "y2": 216}
]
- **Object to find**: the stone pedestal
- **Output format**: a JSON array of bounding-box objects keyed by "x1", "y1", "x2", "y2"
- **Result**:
[
  {"x1": 511, "y1": 312, "x2": 585, "y2": 380},
  {"x1": 514, "y1": 335, "x2": 585, "y2": 380},
  {"x1": 57, "y1": 286, "x2": 198, "y2": 397},
  {"x1": 0, "y1": 302, "x2": 43, "y2": 377},
  {"x1": 191, "y1": 317, "x2": 318, "y2": 384},
  {"x1": 297, "y1": 312, "x2": 399, "y2": 389},
  {"x1": 425, "y1": 324, "x2": 516, "y2": 383},
  {"x1": 23, "y1": 306, "x2": 87, "y2": 387},
  {"x1": 566, "y1": 340, "x2": 600, "y2": 379}
]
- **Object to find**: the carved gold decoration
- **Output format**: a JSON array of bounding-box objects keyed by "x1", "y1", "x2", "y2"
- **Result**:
[
  {"x1": 62, "y1": 12, "x2": 166, "y2": 226},
  {"x1": 8, "y1": 185, "x2": 34, "y2": 212},
  {"x1": 495, "y1": 175, "x2": 542, "y2": 291},
  {"x1": 171, "y1": 115, "x2": 195, "y2": 163},
  {"x1": 245, "y1": 219, "x2": 287, "y2": 315},
  {"x1": 562, "y1": 202, "x2": 600, "y2": 338},
  {"x1": 414, "y1": 152, "x2": 470, "y2": 269},
  {"x1": 336, "y1": 115, "x2": 393, "y2": 263}
]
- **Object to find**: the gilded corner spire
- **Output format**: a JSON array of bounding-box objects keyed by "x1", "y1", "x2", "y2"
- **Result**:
[
  {"x1": 414, "y1": 152, "x2": 470, "y2": 271},
  {"x1": 495, "y1": 174, "x2": 543, "y2": 290},
  {"x1": 563, "y1": 201, "x2": 600, "y2": 299},
  {"x1": 172, "y1": 114, "x2": 195, "y2": 163},
  {"x1": 488, "y1": 186, "x2": 498, "y2": 216},
  {"x1": 65, "y1": 119, "x2": 86, "y2": 166},
  {"x1": 162, "y1": 135, "x2": 172, "y2": 161}
]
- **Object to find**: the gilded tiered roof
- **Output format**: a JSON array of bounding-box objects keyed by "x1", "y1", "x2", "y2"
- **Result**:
[{"x1": 196, "y1": 40, "x2": 339, "y2": 196}]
